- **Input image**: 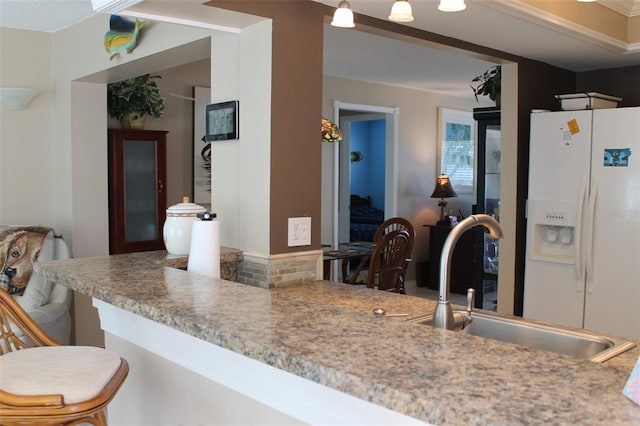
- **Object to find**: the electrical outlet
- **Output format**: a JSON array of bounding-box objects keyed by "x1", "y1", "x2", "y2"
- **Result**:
[{"x1": 288, "y1": 217, "x2": 311, "y2": 247}]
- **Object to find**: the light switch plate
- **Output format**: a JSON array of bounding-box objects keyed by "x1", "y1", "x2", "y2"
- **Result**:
[{"x1": 288, "y1": 217, "x2": 311, "y2": 247}]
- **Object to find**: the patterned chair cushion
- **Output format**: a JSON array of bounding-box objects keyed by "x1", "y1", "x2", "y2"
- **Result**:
[{"x1": 1, "y1": 346, "x2": 122, "y2": 404}]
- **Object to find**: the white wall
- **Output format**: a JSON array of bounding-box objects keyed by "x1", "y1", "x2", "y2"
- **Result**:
[
  {"x1": 210, "y1": 24, "x2": 273, "y2": 256},
  {"x1": 106, "y1": 332, "x2": 304, "y2": 425},
  {"x1": 322, "y1": 76, "x2": 481, "y2": 269},
  {"x1": 0, "y1": 6, "x2": 272, "y2": 344},
  {"x1": 53, "y1": 16, "x2": 215, "y2": 345},
  {"x1": 0, "y1": 29, "x2": 54, "y2": 226},
  {"x1": 58, "y1": 14, "x2": 271, "y2": 259},
  {"x1": 52, "y1": 14, "x2": 215, "y2": 255},
  {"x1": 2, "y1": 16, "x2": 218, "y2": 254}
]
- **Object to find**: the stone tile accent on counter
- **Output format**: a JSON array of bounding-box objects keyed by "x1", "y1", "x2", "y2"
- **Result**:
[
  {"x1": 238, "y1": 250, "x2": 321, "y2": 288},
  {"x1": 35, "y1": 251, "x2": 640, "y2": 425}
]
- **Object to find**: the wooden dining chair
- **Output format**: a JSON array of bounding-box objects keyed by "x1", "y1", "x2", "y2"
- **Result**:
[
  {"x1": 343, "y1": 217, "x2": 415, "y2": 292},
  {"x1": 0, "y1": 288, "x2": 129, "y2": 426},
  {"x1": 364, "y1": 229, "x2": 412, "y2": 293}
]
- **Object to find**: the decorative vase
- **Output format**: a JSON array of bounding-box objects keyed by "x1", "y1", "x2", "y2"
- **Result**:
[
  {"x1": 120, "y1": 112, "x2": 146, "y2": 129},
  {"x1": 163, "y1": 197, "x2": 207, "y2": 255}
]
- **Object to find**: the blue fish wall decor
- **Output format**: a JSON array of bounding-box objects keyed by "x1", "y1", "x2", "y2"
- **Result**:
[{"x1": 104, "y1": 15, "x2": 145, "y2": 60}]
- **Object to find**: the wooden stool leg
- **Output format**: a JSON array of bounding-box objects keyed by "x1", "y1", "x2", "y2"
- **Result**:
[{"x1": 95, "y1": 409, "x2": 107, "y2": 426}]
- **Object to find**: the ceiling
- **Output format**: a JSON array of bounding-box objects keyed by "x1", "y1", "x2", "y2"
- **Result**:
[
  {"x1": 322, "y1": 0, "x2": 640, "y2": 98},
  {"x1": 1, "y1": 0, "x2": 639, "y2": 101}
]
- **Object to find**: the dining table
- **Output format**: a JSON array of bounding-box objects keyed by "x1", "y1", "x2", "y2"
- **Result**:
[{"x1": 322, "y1": 241, "x2": 375, "y2": 281}]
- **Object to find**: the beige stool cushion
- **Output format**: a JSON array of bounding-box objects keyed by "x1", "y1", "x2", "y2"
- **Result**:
[{"x1": 0, "y1": 346, "x2": 122, "y2": 404}]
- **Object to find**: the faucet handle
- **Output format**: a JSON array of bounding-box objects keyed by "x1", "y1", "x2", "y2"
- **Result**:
[
  {"x1": 450, "y1": 288, "x2": 476, "y2": 331},
  {"x1": 466, "y1": 288, "x2": 476, "y2": 315}
]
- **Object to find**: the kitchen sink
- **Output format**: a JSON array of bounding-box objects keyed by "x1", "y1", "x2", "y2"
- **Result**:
[{"x1": 406, "y1": 311, "x2": 636, "y2": 363}]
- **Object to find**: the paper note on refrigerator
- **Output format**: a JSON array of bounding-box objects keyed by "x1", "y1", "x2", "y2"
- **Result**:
[
  {"x1": 567, "y1": 119, "x2": 580, "y2": 135},
  {"x1": 623, "y1": 355, "x2": 640, "y2": 406},
  {"x1": 560, "y1": 128, "x2": 573, "y2": 146}
]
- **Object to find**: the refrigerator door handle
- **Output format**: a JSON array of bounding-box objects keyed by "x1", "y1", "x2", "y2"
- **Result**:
[
  {"x1": 585, "y1": 180, "x2": 598, "y2": 292},
  {"x1": 574, "y1": 176, "x2": 587, "y2": 285}
]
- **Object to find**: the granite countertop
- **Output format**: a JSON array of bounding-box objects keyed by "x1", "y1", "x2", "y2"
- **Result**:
[{"x1": 36, "y1": 251, "x2": 640, "y2": 425}]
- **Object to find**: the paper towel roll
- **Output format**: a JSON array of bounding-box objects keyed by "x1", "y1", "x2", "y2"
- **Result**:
[{"x1": 187, "y1": 217, "x2": 220, "y2": 279}]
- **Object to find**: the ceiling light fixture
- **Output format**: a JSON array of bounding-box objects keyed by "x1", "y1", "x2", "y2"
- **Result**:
[
  {"x1": 331, "y1": 0, "x2": 355, "y2": 28},
  {"x1": 438, "y1": 0, "x2": 467, "y2": 12},
  {"x1": 389, "y1": 0, "x2": 414, "y2": 22},
  {"x1": 91, "y1": 0, "x2": 144, "y2": 14}
]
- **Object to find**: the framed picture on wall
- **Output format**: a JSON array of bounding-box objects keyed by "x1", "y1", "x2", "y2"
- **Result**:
[
  {"x1": 193, "y1": 86, "x2": 211, "y2": 205},
  {"x1": 436, "y1": 107, "x2": 476, "y2": 194},
  {"x1": 205, "y1": 100, "x2": 239, "y2": 141}
]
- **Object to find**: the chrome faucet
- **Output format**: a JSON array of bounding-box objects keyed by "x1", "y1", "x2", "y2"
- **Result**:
[{"x1": 432, "y1": 214, "x2": 504, "y2": 330}]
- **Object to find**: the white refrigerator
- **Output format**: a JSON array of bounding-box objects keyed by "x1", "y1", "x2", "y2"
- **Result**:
[{"x1": 524, "y1": 107, "x2": 640, "y2": 340}]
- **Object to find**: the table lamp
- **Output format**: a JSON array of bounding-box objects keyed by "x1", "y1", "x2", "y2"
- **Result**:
[{"x1": 430, "y1": 174, "x2": 457, "y2": 226}]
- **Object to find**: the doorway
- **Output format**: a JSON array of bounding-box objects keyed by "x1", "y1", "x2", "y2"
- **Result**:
[
  {"x1": 330, "y1": 101, "x2": 399, "y2": 278},
  {"x1": 338, "y1": 113, "x2": 385, "y2": 243}
]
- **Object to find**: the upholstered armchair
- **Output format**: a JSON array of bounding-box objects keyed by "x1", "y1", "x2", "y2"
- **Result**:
[{"x1": 0, "y1": 227, "x2": 73, "y2": 344}]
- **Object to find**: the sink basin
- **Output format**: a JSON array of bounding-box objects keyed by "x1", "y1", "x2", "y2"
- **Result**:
[{"x1": 407, "y1": 311, "x2": 635, "y2": 363}]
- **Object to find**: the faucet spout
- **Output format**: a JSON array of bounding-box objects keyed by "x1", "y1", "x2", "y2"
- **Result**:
[{"x1": 432, "y1": 214, "x2": 503, "y2": 330}]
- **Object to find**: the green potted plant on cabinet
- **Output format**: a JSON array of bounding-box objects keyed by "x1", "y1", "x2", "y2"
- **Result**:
[
  {"x1": 470, "y1": 65, "x2": 501, "y2": 106},
  {"x1": 107, "y1": 74, "x2": 165, "y2": 129}
]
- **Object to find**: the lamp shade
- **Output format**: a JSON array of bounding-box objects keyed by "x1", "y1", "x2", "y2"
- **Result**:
[
  {"x1": 389, "y1": 0, "x2": 414, "y2": 22},
  {"x1": 430, "y1": 174, "x2": 457, "y2": 199},
  {"x1": 438, "y1": 0, "x2": 466, "y2": 12},
  {"x1": 331, "y1": 0, "x2": 355, "y2": 28},
  {"x1": 0, "y1": 87, "x2": 39, "y2": 110}
]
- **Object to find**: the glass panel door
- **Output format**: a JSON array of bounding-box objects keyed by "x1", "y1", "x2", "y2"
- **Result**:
[
  {"x1": 482, "y1": 123, "x2": 501, "y2": 310},
  {"x1": 123, "y1": 139, "x2": 158, "y2": 242},
  {"x1": 473, "y1": 107, "x2": 500, "y2": 310},
  {"x1": 108, "y1": 129, "x2": 167, "y2": 254}
]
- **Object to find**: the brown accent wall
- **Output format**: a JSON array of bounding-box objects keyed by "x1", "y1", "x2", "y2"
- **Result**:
[
  {"x1": 577, "y1": 66, "x2": 640, "y2": 107},
  {"x1": 207, "y1": 1, "x2": 324, "y2": 254}
]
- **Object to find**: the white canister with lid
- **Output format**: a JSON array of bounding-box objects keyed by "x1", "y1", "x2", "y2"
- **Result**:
[{"x1": 163, "y1": 197, "x2": 207, "y2": 255}]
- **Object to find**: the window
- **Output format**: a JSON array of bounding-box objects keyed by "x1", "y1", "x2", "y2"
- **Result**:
[{"x1": 437, "y1": 107, "x2": 475, "y2": 194}]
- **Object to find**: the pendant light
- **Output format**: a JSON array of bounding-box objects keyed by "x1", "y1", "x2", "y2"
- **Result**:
[
  {"x1": 389, "y1": 0, "x2": 414, "y2": 22},
  {"x1": 331, "y1": 0, "x2": 355, "y2": 28},
  {"x1": 438, "y1": 0, "x2": 466, "y2": 12}
]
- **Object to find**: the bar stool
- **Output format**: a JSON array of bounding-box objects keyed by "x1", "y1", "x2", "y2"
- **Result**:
[{"x1": 0, "y1": 288, "x2": 128, "y2": 425}]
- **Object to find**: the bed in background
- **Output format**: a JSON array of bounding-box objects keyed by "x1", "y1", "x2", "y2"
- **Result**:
[{"x1": 349, "y1": 194, "x2": 384, "y2": 242}]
